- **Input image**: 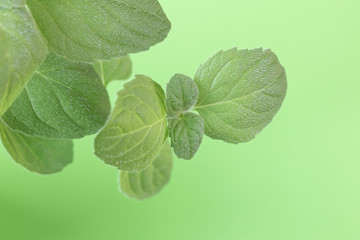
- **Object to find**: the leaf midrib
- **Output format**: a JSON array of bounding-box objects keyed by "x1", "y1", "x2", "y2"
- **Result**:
[
  {"x1": 101, "y1": 117, "x2": 165, "y2": 140},
  {"x1": 194, "y1": 76, "x2": 282, "y2": 110}
]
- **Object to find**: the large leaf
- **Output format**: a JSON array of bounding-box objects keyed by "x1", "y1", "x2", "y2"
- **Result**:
[
  {"x1": 194, "y1": 48, "x2": 287, "y2": 143},
  {"x1": 26, "y1": 0, "x2": 171, "y2": 63},
  {"x1": 0, "y1": 0, "x2": 47, "y2": 116},
  {"x1": 166, "y1": 74, "x2": 203, "y2": 159},
  {"x1": 0, "y1": 120, "x2": 73, "y2": 174},
  {"x1": 93, "y1": 55, "x2": 132, "y2": 86},
  {"x1": 2, "y1": 53, "x2": 111, "y2": 139},
  {"x1": 119, "y1": 140, "x2": 172, "y2": 200},
  {"x1": 95, "y1": 75, "x2": 168, "y2": 172}
]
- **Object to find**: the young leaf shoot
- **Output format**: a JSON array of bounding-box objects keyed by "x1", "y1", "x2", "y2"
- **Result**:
[{"x1": 166, "y1": 74, "x2": 204, "y2": 159}]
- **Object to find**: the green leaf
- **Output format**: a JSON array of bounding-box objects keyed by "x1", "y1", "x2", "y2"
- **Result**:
[
  {"x1": 166, "y1": 74, "x2": 203, "y2": 159},
  {"x1": 0, "y1": 120, "x2": 73, "y2": 174},
  {"x1": 119, "y1": 140, "x2": 172, "y2": 200},
  {"x1": 2, "y1": 53, "x2": 111, "y2": 139},
  {"x1": 0, "y1": 0, "x2": 48, "y2": 116},
  {"x1": 94, "y1": 75, "x2": 168, "y2": 172},
  {"x1": 26, "y1": 0, "x2": 171, "y2": 63},
  {"x1": 166, "y1": 74, "x2": 199, "y2": 117},
  {"x1": 193, "y1": 48, "x2": 287, "y2": 143},
  {"x1": 93, "y1": 55, "x2": 132, "y2": 86},
  {"x1": 168, "y1": 113, "x2": 203, "y2": 160}
]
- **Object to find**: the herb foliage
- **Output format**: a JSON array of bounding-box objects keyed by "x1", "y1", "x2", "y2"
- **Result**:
[{"x1": 0, "y1": 0, "x2": 287, "y2": 199}]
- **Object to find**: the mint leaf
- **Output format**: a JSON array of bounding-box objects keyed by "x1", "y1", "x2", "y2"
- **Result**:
[
  {"x1": 26, "y1": 0, "x2": 171, "y2": 63},
  {"x1": 2, "y1": 53, "x2": 111, "y2": 139},
  {"x1": 194, "y1": 48, "x2": 287, "y2": 143},
  {"x1": 93, "y1": 55, "x2": 132, "y2": 86},
  {"x1": 0, "y1": 0, "x2": 47, "y2": 116},
  {"x1": 168, "y1": 113, "x2": 203, "y2": 160},
  {"x1": 166, "y1": 74, "x2": 203, "y2": 159},
  {"x1": 0, "y1": 120, "x2": 73, "y2": 174},
  {"x1": 166, "y1": 74, "x2": 199, "y2": 117},
  {"x1": 119, "y1": 140, "x2": 172, "y2": 200},
  {"x1": 94, "y1": 75, "x2": 168, "y2": 172}
]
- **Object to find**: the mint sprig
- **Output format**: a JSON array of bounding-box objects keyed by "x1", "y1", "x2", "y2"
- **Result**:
[{"x1": 0, "y1": 1, "x2": 287, "y2": 200}]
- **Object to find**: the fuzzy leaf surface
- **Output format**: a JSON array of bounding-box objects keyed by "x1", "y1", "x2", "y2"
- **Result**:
[
  {"x1": 194, "y1": 48, "x2": 287, "y2": 143},
  {"x1": 95, "y1": 75, "x2": 167, "y2": 171},
  {"x1": 166, "y1": 74, "x2": 199, "y2": 117},
  {"x1": 26, "y1": 0, "x2": 171, "y2": 62},
  {"x1": 168, "y1": 113, "x2": 203, "y2": 160},
  {"x1": 166, "y1": 74, "x2": 203, "y2": 159},
  {"x1": 2, "y1": 53, "x2": 111, "y2": 139}
]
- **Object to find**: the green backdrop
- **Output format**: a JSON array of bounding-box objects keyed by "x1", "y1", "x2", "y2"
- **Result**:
[{"x1": 1, "y1": 0, "x2": 359, "y2": 239}]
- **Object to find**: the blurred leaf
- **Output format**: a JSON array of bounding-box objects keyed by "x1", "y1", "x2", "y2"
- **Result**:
[
  {"x1": 0, "y1": 120, "x2": 73, "y2": 174},
  {"x1": 0, "y1": 0, "x2": 47, "y2": 116},
  {"x1": 93, "y1": 55, "x2": 132, "y2": 86},
  {"x1": 120, "y1": 140, "x2": 172, "y2": 200}
]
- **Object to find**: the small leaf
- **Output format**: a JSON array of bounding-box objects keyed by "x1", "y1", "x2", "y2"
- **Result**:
[
  {"x1": 0, "y1": 0, "x2": 48, "y2": 116},
  {"x1": 119, "y1": 140, "x2": 172, "y2": 200},
  {"x1": 2, "y1": 53, "x2": 111, "y2": 139},
  {"x1": 166, "y1": 74, "x2": 199, "y2": 117},
  {"x1": 26, "y1": 0, "x2": 171, "y2": 63},
  {"x1": 93, "y1": 55, "x2": 132, "y2": 86},
  {"x1": 0, "y1": 120, "x2": 73, "y2": 174},
  {"x1": 166, "y1": 74, "x2": 203, "y2": 159},
  {"x1": 193, "y1": 48, "x2": 287, "y2": 143},
  {"x1": 94, "y1": 75, "x2": 168, "y2": 172},
  {"x1": 168, "y1": 113, "x2": 203, "y2": 160}
]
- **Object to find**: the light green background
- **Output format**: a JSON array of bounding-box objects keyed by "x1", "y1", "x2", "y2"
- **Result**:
[{"x1": 1, "y1": 0, "x2": 359, "y2": 239}]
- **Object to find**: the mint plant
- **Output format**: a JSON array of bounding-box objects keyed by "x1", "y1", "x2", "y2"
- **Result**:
[{"x1": 0, "y1": 0, "x2": 287, "y2": 200}]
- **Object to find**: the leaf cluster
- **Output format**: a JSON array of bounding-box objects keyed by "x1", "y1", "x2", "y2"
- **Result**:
[{"x1": 0, "y1": 0, "x2": 287, "y2": 200}]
